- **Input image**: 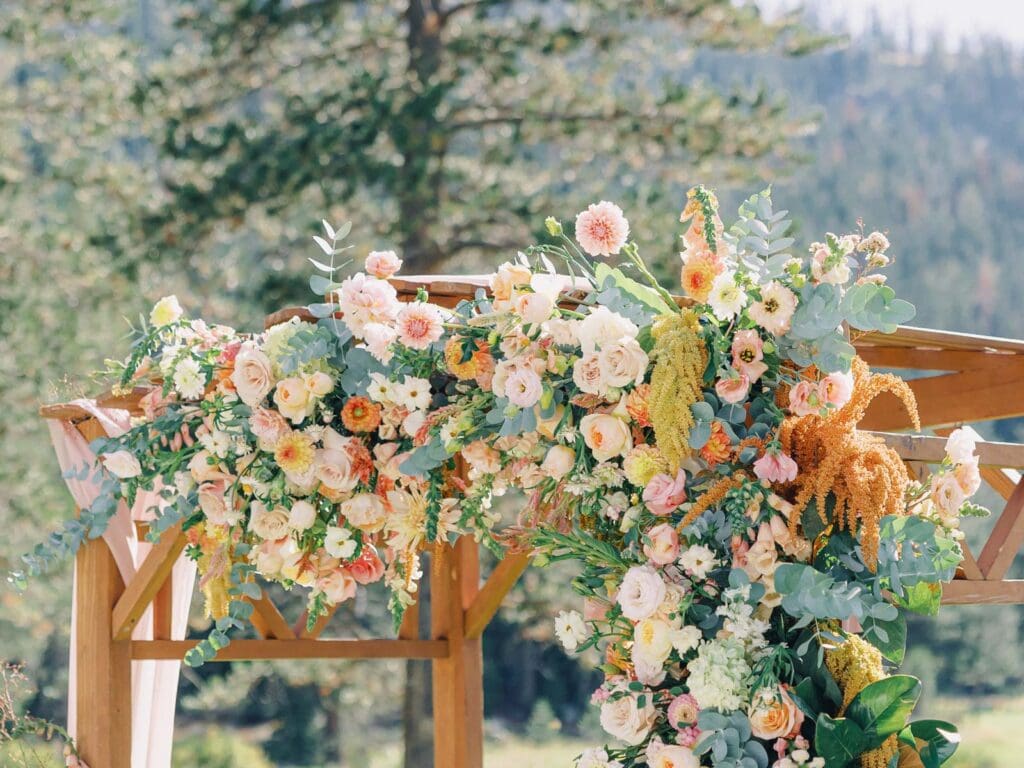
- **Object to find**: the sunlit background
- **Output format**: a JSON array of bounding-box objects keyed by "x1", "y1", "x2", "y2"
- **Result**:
[{"x1": 1, "y1": 1, "x2": 1022, "y2": 766}]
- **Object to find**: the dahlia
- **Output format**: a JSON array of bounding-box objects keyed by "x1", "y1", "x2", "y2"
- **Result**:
[
  {"x1": 575, "y1": 201, "x2": 630, "y2": 257},
  {"x1": 679, "y1": 251, "x2": 722, "y2": 303},
  {"x1": 396, "y1": 302, "x2": 444, "y2": 350},
  {"x1": 341, "y1": 396, "x2": 382, "y2": 433},
  {"x1": 274, "y1": 431, "x2": 316, "y2": 475}
]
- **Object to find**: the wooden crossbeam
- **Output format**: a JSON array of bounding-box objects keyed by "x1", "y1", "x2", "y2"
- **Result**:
[
  {"x1": 464, "y1": 552, "x2": 531, "y2": 640},
  {"x1": 977, "y1": 478, "x2": 1024, "y2": 581},
  {"x1": 943, "y1": 580, "x2": 1024, "y2": 604},
  {"x1": 130, "y1": 638, "x2": 448, "y2": 660},
  {"x1": 871, "y1": 431, "x2": 1024, "y2": 468},
  {"x1": 246, "y1": 591, "x2": 297, "y2": 640},
  {"x1": 111, "y1": 522, "x2": 187, "y2": 641}
]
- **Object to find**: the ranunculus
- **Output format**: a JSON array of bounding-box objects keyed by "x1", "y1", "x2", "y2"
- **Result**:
[
  {"x1": 818, "y1": 371, "x2": 854, "y2": 409},
  {"x1": 232, "y1": 346, "x2": 275, "y2": 406},
  {"x1": 339, "y1": 493, "x2": 387, "y2": 532},
  {"x1": 318, "y1": 568, "x2": 357, "y2": 604},
  {"x1": 573, "y1": 353, "x2": 607, "y2": 396},
  {"x1": 249, "y1": 407, "x2": 291, "y2": 450},
  {"x1": 346, "y1": 546, "x2": 385, "y2": 585},
  {"x1": 599, "y1": 692, "x2": 657, "y2": 746},
  {"x1": 575, "y1": 201, "x2": 630, "y2": 258},
  {"x1": 667, "y1": 693, "x2": 700, "y2": 730},
  {"x1": 731, "y1": 329, "x2": 769, "y2": 382},
  {"x1": 749, "y1": 687, "x2": 804, "y2": 741},
  {"x1": 753, "y1": 452, "x2": 798, "y2": 484},
  {"x1": 598, "y1": 337, "x2": 649, "y2": 388},
  {"x1": 274, "y1": 376, "x2": 313, "y2": 423},
  {"x1": 787, "y1": 380, "x2": 819, "y2": 417},
  {"x1": 642, "y1": 469, "x2": 688, "y2": 516},
  {"x1": 365, "y1": 250, "x2": 402, "y2": 279},
  {"x1": 248, "y1": 502, "x2": 291, "y2": 541},
  {"x1": 505, "y1": 366, "x2": 544, "y2": 408},
  {"x1": 643, "y1": 523, "x2": 680, "y2": 565},
  {"x1": 288, "y1": 500, "x2": 318, "y2": 532},
  {"x1": 945, "y1": 427, "x2": 979, "y2": 465},
  {"x1": 577, "y1": 306, "x2": 639, "y2": 355},
  {"x1": 315, "y1": 448, "x2": 358, "y2": 493},
  {"x1": 541, "y1": 444, "x2": 576, "y2": 480},
  {"x1": 715, "y1": 374, "x2": 750, "y2": 404},
  {"x1": 580, "y1": 413, "x2": 633, "y2": 462},
  {"x1": 616, "y1": 565, "x2": 667, "y2": 621},
  {"x1": 101, "y1": 450, "x2": 141, "y2": 479}
]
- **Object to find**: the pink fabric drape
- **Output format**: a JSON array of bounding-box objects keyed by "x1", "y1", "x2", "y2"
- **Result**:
[{"x1": 49, "y1": 399, "x2": 197, "y2": 768}]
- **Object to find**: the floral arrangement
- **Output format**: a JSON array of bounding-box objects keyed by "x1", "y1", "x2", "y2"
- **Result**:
[{"x1": 18, "y1": 187, "x2": 985, "y2": 768}]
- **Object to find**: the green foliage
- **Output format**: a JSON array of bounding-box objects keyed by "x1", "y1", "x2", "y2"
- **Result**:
[
  {"x1": 172, "y1": 727, "x2": 273, "y2": 768},
  {"x1": 694, "y1": 710, "x2": 770, "y2": 768}
]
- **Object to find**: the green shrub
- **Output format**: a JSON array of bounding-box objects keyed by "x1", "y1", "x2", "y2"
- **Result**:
[{"x1": 173, "y1": 727, "x2": 272, "y2": 768}]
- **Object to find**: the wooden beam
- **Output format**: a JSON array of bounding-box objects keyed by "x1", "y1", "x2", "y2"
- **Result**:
[
  {"x1": 856, "y1": 346, "x2": 1016, "y2": 373},
  {"x1": 957, "y1": 541, "x2": 985, "y2": 582},
  {"x1": 246, "y1": 591, "x2": 297, "y2": 640},
  {"x1": 397, "y1": 597, "x2": 420, "y2": 640},
  {"x1": 111, "y1": 522, "x2": 187, "y2": 641},
  {"x1": 75, "y1": 537, "x2": 132, "y2": 768},
  {"x1": 982, "y1": 466, "x2": 1022, "y2": 501},
  {"x1": 870, "y1": 431, "x2": 1024, "y2": 468},
  {"x1": 943, "y1": 579, "x2": 1024, "y2": 605},
  {"x1": 464, "y1": 552, "x2": 531, "y2": 640},
  {"x1": 977, "y1": 478, "x2": 1024, "y2": 581},
  {"x1": 130, "y1": 638, "x2": 448, "y2": 661}
]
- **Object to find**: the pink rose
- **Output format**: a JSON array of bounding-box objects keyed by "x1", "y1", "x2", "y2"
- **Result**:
[
  {"x1": 580, "y1": 413, "x2": 632, "y2": 461},
  {"x1": 643, "y1": 469, "x2": 688, "y2": 516},
  {"x1": 318, "y1": 568, "x2": 357, "y2": 604},
  {"x1": 787, "y1": 380, "x2": 818, "y2": 417},
  {"x1": 346, "y1": 546, "x2": 385, "y2": 585},
  {"x1": 198, "y1": 479, "x2": 240, "y2": 527},
  {"x1": 818, "y1": 371, "x2": 854, "y2": 410},
  {"x1": 365, "y1": 250, "x2": 403, "y2": 279},
  {"x1": 337, "y1": 273, "x2": 400, "y2": 335},
  {"x1": 643, "y1": 523, "x2": 680, "y2": 565},
  {"x1": 753, "y1": 452, "x2": 798, "y2": 484},
  {"x1": 250, "y1": 407, "x2": 291, "y2": 450},
  {"x1": 715, "y1": 374, "x2": 751, "y2": 404},
  {"x1": 731, "y1": 329, "x2": 768, "y2": 383},
  {"x1": 274, "y1": 376, "x2": 313, "y2": 423},
  {"x1": 232, "y1": 345, "x2": 275, "y2": 406}
]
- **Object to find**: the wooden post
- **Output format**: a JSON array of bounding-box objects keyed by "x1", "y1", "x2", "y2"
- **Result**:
[
  {"x1": 74, "y1": 537, "x2": 132, "y2": 768},
  {"x1": 431, "y1": 537, "x2": 484, "y2": 768}
]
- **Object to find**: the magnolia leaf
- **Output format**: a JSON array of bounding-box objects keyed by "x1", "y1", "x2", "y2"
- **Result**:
[
  {"x1": 898, "y1": 720, "x2": 960, "y2": 768},
  {"x1": 846, "y1": 675, "x2": 922, "y2": 745},
  {"x1": 815, "y1": 714, "x2": 866, "y2": 767}
]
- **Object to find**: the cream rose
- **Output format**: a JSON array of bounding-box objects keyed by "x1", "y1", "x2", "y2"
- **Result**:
[
  {"x1": 274, "y1": 376, "x2": 313, "y2": 423},
  {"x1": 647, "y1": 745, "x2": 699, "y2": 768},
  {"x1": 632, "y1": 618, "x2": 675, "y2": 666},
  {"x1": 232, "y1": 346, "x2": 275, "y2": 406},
  {"x1": 577, "y1": 306, "x2": 639, "y2": 354},
  {"x1": 339, "y1": 493, "x2": 387, "y2": 532},
  {"x1": 303, "y1": 371, "x2": 334, "y2": 397},
  {"x1": 617, "y1": 565, "x2": 666, "y2": 621},
  {"x1": 315, "y1": 448, "x2": 357, "y2": 493},
  {"x1": 248, "y1": 502, "x2": 291, "y2": 541},
  {"x1": 580, "y1": 413, "x2": 632, "y2": 462},
  {"x1": 598, "y1": 337, "x2": 649, "y2": 388},
  {"x1": 599, "y1": 693, "x2": 657, "y2": 746},
  {"x1": 489, "y1": 262, "x2": 532, "y2": 304},
  {"x1": 288, "y1": 499, "x2": 318, "y2": 532},
  {"x1": 541, "y1": 445, "x2": 576, "y2": 480},
  {"x1": 573, "y1": 353, "x2": 606, "y2": 396},
  {"x1": 515, "y1": 291, "x2": 555, "y2": 325},
  {"x1": 101, "y1": 450, "x2": 141, "y2": 479}
]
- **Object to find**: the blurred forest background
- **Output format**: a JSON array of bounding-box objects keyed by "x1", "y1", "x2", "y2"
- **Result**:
[{"x1": 1, "y1": 1, "x2": 1022, "y2": 766}]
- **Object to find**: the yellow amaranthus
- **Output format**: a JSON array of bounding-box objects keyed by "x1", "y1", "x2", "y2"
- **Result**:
[{"x1": 648, "y1": 309, "x2": 705, "y2": 472}]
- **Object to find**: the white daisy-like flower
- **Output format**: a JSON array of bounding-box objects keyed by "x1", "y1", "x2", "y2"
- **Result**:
[
  {"x1": 678, "y1": 544, "x2": 718, "y2": 580},
  {"x1": 395, "y1": 375, "x2": 432, "y2": 411},
  {"x1": 554, "y1": 610, "x2": 589, "y2": 652},
  {"x1": 707, "y1": 271, "x2": 748, "y2": 321},
  {"x1": 324, "y1": 526, "x2": 357, "y2": 560},
  {"x1": 173, "y1": 357, "x2": 206, "y2": 400}
]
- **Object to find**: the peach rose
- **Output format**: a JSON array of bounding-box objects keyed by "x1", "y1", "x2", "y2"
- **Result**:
[
  {"x1": 250, "y1": 407, "x2": 291, "y2": 450},
  {"x1": 365, "y1": 250, "x2": 402, "y2": 279},
  {"x1": 248, "y1": 502, "x2": 291, "y2": 541},
  {"x1": 287, "y1": 499, "x2": 318, "y2": 532},
  {"x1": 643, "y1": 523, "x2": 680, "y2": 566},
  {"x1": 573, "y1": 353, "x2": 606, "y2": 396},
  {"x1": 346, "y1": 546, "x2": 385, "y2": 585},
  {"x1": 339, "y1": 493, "x2": 387, "y2": 532},
  {"x1": 232, "y1": 346, "x2": 274, "y2": 406},
  {"x1": 318, "y1": 568, "x2": 357, "y2": 604},
  {"x1": 598, "y1": 337, "x2": 649, "y2": 388},
  {"x1": 515, "y1": 291, "x2": 555, "y2": 325},
  {"x1": 489, "y1": 262, "x2": 532, "y2": 305},
  {"x1": 274, "y1": 376, "x2": 313, "y2": 423},
  {"x1": 580, "y1": 413, "x2": 633, "y2": 461},
  {"x1": 599, "y1": 692, "x2": 657, "y2": 746},
  {"x1": 541, "y1": 444, "x2": 576, "y2": 480},
  {"x1": 955, "y1": 458, "x2": 981, "y2": 495},
  {"x1": 315, "y1": 447, "x2": 358, "y2": 493},
  {"x1": 304, "y1": 371, "x2": 334, "y2": 397},
  {"x1": 462, "y1": 440, "x2": 502, "y2": 475},
  {"x1": 931, "y1": 473, "x2": 966, "y2": 518},
  {"x1": 748, "y1": 686, "x2": 804, "y2": 740},
  {"x1": 642, "y1": 469, "x2": 687, "y2": 516}
]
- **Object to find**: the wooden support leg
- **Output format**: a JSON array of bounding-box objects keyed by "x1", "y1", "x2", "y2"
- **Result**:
[
  {"x1": 75, "y1": 537, "x2": 132, "y2": 768},
  {"x1": 431, "y1": 538, "x2": 483, "y2": 768}
]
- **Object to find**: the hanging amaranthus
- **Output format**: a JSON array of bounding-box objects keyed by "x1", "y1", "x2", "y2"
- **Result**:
[
  {"x1": 649, "y1": 309, "x2": 706, "y2": 472},
  {"x1": 189, "y1": 523, "x2": 233, "y2": 620},
  {"x1": 778, "y1": 357, "x2": 920, "y2": 568}
]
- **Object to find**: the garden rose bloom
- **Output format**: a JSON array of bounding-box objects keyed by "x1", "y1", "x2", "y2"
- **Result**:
[
  {"x1": 643, "y1": 523, "x2": 680, "y2": 565},
  {"x1": 339, "y1": 493, "x2": 387, "y2": 532},
  {"x1": 787, "y1": 380, "x2": 819, "y2": 417},
  {"x1": 337, "y1": 273, "x2": 400, "y2": 335},
  {"x1": 753, "y1": 452, "x2": 799, "y2": 484},
  {"x1": 577, "y1": 306, "x2": 638, "y2": 355},
  {"x1": 573, "y1": 353, "x2": 606, "y2": 396},
  {"x1": 396, "y1": 302, "x2": 444, "y2": 350},
  {"x1": 930, "y1": 473, "x2": 966, "y2": 518},
  {"x1": 361, "y1": 322, "x2": 397, "y2": 364},
  {"x1": 731, "y1": 329, "x2": 768, "y2": 382},
  {"x1": 647, "y1": 744, "x2": 699, "y2": 768},
  {"x1": 274, "y1": 376, "x2": 313, "y2": 423},
  {"x1": 249, "y1": 502, "x2": 291, "y2": 541},
  {"x1": 575, "y1": 201, "x2": 630, "y2": 257},
  {"x1": 102, "y1": 450, "x2": 141, "y2": 479},
  {"x1": 749, "y1": 281, "x2": 797, "y2": 335},
  {"x1": 505, "y1": 366, "x2": 544, "y2": 408},
  {"x1": 749, "y1": 687, "x2": 804, "y2": 740},
  {"x1": 580, "y1": 413, "x2": 633, "y2": 461},
  {"x1": 304, "y1": 371, "x2": 334, "y2": 397},
  {"x1": 667, "y1": 693, "x2": 700, "y2": 729},
  {"x1": 250, "y1": 407, "x2": 291, "y2": 450},
  {"x1": 287, "y1": 500, "x2": 318, "y2": 532},
  {"x1": 541, "y1": 444, "x2": 576, "y2": 480},
  {"x1": 599, "y1": 692, "x2": 657, "y2": 745},
  {"x1": 315, "y1": 448, "x2": 357, "y2": 493},
  {"x1": 818, "y1": 370, "x2": 854, "y2": 409},
  {"x1": 232, "y1": 345, "x2": 274, "y2": 406},
  {"x1": 598, "y1": 337, "x2": 649, "y2": 388},
  {"x1": 715, "y1": 374, "x2": 750, "y2": 404},
  {"x1": 643, "y1": 469, "x2": 688, "y2": 515},
  {"x1": 945, "y1": 427, "x2": 978, "y2": 465},
  {"x1": 364, "y1": 250, "x2": 402, "y2": 279},
  {"x1": 347, "y1": 546, "x2": 385, "y2": 585},
  {"x1": 617, "y1": 565, "x2": 667, "y2": 621},
  {"x1": 489, "y1": 262, "x2": 532, "y2": 306},
  {"x1": 318, "y1": 568, "x2": 357, "y2": 604},
  {"x1": 515, "y1": 291, "x2": 555, "y2": 325}
]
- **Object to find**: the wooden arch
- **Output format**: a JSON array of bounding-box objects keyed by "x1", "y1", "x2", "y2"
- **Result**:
[{"x1": 40, "y1": 277, "x2": 1024, "y2": 767}]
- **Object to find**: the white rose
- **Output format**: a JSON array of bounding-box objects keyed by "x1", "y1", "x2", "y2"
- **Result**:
[
  {"x1": 617, "y1": 565, "x2": 667, "y2": 621},
  {"x1": 515, "y1": 291, "x2": 556, "y2": 325},
  {"x1": 102, "y1": 450, "x2": 141, "y2": 479},
  {"x1": 288, "y1": 500, "x2": 318, "y2": 532},
  {"x1": 577, "y1": 306, "x2": 639, "y2": 354},
  {"x1": 339, "y1": 493, "x2": 387, "y2": 532},
  {"x1": 232, "y1": 346, "x2": 275, "y2": 406},
  {"x1": 274, "y1": 376, "x2": 313, "y2": 423},
  {"x1": 541, "y1": 445, "x2": 576, "y2": 480},
  {"x1": 632, "y1": 618, "x2": 675, "y2": 666},
  {"x1": 248, "y1": 502, "x2": 291, "y2": 540},
  {"x1": 598, "y1": 337, "x2": 649, "y2": 388},
  {"x1": 573, "y1": 353, "x2": 607, "y2": 396},
  {"x1": 599, "y1": 693, "x2": 657, "y2": 746},
  {"x1": 554, "y1": 610, "x2": 589, "y2": 652},
  {"x1": 944, "y1": 427, "x2": 978, "y2": 465},
  {"x1": 580, "y1": 413, "x2": 632, "y2": 462}
]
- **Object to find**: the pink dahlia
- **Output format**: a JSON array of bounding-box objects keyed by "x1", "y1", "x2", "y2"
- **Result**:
[
  {"x1": 574, "y1": 201, "x2": 630, "y2": 257},
  {"x1": 396, "y1": 301, "x2": 444, "y2": 350}
]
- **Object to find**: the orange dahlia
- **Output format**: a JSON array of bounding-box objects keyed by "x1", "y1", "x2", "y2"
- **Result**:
[
  {"x1": 274, "y1": 431, "x2": 316, "y2": 475},
  {"x1": 626, "y1": 383, "x2": 652, "y2": 427},
  {"x1": 699, "y1": 421, "x2": 732, "y2": 468},
  {"x1": 341, "y1": 396, "x2": 382, "y2": 433},
  {"x1": 680, "y1": 252, "x2": 722, "y2": 303}
]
